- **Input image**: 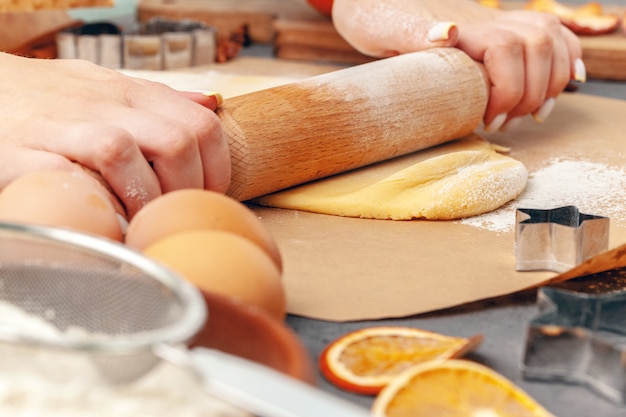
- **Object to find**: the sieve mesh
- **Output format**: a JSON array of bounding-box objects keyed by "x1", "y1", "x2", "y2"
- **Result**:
[{"x1": 0, "y1": 222, "x2": 206, "y2": 381}]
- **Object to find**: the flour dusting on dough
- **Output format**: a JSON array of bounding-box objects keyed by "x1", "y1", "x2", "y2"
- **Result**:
[
  {"x1": 435, "y1": 157, "x2": 528, "y2": 220},
  {"x1": 459, "y1": 158, "x2": 626, "y2": 233}
]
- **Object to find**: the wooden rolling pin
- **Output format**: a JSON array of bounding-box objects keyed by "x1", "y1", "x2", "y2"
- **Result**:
[{"x1": 220, "y1": 47, "x2": 488, "y2": 201}]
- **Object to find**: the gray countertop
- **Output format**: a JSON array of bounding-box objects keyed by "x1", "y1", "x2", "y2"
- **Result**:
[{"x1": 287, "y1": 284, "x2": 625, "y2": 417}]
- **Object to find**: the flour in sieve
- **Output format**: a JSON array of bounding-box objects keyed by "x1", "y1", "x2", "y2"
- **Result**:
[
  {"x1": 0, "y1": 300, "x2": 250, "y2": 417},
  {"x1": 459, "y1": 158, "x2": 626, "y2": 233}
]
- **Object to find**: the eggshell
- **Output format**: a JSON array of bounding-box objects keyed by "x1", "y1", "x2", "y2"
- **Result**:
[
  {"x1": 0, "y1": 170, "x2": 123, "y2": 241},
  {"x1": 144, "y1": 229, "x2": 286, "y2": 321},
  {"x1": 126, "y1": 189, "x2": 282, "y2": 270}
]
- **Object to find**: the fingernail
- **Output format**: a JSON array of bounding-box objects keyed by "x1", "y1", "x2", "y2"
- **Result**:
[
  {"x1": 501, "y1": 116, "x2": 523, "y2": 132},
  {"x1": 532, "y1": 98, "x2": 556, "y2": 123},
  {"x1": 116, "y1": 213, "x2": 129, "y2": 235},
  {"x1": 192, "y1": 89, "x2": 224, "y2": 107},
  {"x1": 574, "y1": 58, "x2": 586, "y2": 83},
  {"x1": 484, "y1": 113, "x2": 507, "y2": 132},
  {"x1": 427, "y1": 22, "x2": 457, "y2": 42},
  {"x1": 203, "y1": 90, "x2": 224, "y2": 107}
]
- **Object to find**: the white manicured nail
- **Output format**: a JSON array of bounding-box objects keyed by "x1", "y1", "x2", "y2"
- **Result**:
[
  {"x1": 501, "y1": 116, "x2": 523, "y2": 132},
  {"x1": 484, "y1": 113, "x2": 507, "y2": 132},
  {"x1": 574, "y1": 58, "x2": 586, "y2": 83},
  {"x1": 427, "y1": 22, "x2": 456, "y2": 42},
  {"x1": 117, "y1": 213, "x2": 129, "y2": 235},
  {"x1": 533, "y1": 98, "x2": 556, "y2": 123}
]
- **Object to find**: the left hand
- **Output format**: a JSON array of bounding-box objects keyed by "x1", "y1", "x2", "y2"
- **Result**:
[{"x1": 0, "y1": 54, "x2": 230, "y2": 219}]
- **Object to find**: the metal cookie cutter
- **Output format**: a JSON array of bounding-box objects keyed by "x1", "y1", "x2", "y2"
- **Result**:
[
  {"x1": 515, "y1": 206, "x2": 610, "y2": 273},
  {"x1": 57, "y1": 19, "x2": 217, "y2": 70},
  {"x1": 522, "y1": 287, "x2": 626, "y2": 404}
]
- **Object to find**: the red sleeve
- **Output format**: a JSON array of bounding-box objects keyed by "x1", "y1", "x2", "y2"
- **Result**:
[{"x1": 306, "y1": 0, "x2": 334, "y2": 16}]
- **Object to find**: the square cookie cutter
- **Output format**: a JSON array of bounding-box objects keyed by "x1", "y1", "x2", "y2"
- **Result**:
[
  {"x1": 522, "y1": 286, "x2": 626, "y2": 404},
  {"x1": 515, "y1": 206, "x2": 610, "y2": 273}
]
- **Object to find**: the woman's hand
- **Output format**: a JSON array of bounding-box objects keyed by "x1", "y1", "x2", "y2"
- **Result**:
[
  {"x1": 0, "y1": 53, "x2": 230, "y2": 218},
  {"x1": 455, "y1": 9, "x2": 584, "y2": 131},
  {"x1": 332, "y1": 0, "x2": 584, "y2": 131}
]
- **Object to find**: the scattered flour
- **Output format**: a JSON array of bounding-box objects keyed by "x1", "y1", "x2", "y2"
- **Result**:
[
  {"x1": 0, "y1": 301, "x2": 250, "y2": 417},
  {"x1": 459, "y1": 158, "x2": 626, "y2": 233}
]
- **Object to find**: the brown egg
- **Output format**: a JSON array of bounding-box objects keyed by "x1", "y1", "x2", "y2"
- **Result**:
[
  {"x1": 125, "y1": 189, "x2": 282, "y2": 270},
  {"x1": 0, "y1": 170, "x2": 123, "y2": 241},
  {"x1": 144, "y1": 229, "x2": 286, "y2": 321}
]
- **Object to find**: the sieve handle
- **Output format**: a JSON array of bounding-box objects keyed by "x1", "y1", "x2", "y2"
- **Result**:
[{"x1": 190, "y1": 347, "x2": 371, "y2": 417}]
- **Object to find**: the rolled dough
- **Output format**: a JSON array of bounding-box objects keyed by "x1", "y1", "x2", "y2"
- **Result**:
[{"x1": 252, "y1": 134, "x2": 528, "y2": 220}]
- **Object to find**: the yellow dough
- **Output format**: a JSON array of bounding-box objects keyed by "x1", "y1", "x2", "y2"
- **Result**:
[{"x1": 252, "y1": 135, "x2": 528, "y2": 220}]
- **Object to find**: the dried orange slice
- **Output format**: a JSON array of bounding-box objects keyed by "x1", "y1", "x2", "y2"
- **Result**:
[
  {"x1": 319, "y1": 326, "x2": 482, "y2": 395},
  {"x1": 372, "y1": 359, "x2": 556, "y2": 417}
]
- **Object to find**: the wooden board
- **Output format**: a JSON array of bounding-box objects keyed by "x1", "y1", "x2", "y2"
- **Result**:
[
  {"x1": 579, "y1": 33, "x2": 626, "y2": 80},
  {"x1": 0, "y1": 10, "x2": 78, "y2": 55},
  {"x1": 138, "y1": 0, "x2": 626, "y2": 79},
  {"x1": 272, "y1": 18, "x2": 372, "y2": 65},
  {"x1": 137, "y1": 0, "x2": 320, "y2": 43},
  {"x1": 0, "y1": 0, "x2": 112, "y2": 12}
]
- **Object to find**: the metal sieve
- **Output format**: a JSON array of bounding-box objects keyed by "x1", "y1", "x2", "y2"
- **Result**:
[{"x1": 0, "y1": 221, "x2": 370, "y2": 417}]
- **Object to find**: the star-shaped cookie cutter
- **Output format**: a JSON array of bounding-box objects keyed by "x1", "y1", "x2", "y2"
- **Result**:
[
  {"x1": 515, "y1": 206, "x2": 610, "y2": 273},
  {"x1": 522, "y1": 287, "x2": 626, "y2": 404}
]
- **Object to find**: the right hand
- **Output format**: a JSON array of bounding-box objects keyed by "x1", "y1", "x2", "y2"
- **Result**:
[{"x1": 332, "y1": 0, "x2": 584, "y2": 131}]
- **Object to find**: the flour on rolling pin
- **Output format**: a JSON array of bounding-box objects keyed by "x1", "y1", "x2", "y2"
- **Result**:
[
  {"x1": 460, "y1": 158, "x2": 626, "y2": 233},
  {"x1": 305, "y1": 54, "x2": 479, "y2": 132}
]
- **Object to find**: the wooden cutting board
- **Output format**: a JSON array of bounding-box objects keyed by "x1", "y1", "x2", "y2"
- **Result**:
[
  {"x1": 0, "y1": 10, "x2": 78, "y2": 55},
  {"x1": 138, "y1": 0, "x2": 626, "y2": 79},
  {"x1": 137, "y1": 0, "x2": 320, "y2": 43}
]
